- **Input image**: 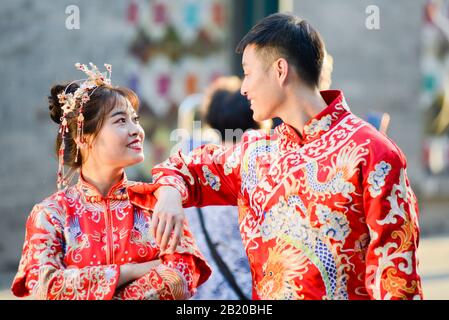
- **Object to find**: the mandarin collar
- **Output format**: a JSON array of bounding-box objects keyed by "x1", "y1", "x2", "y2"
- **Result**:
[
  {"x1": 275, "y1": 90, "x2": 350, "y2": 150},
  {"x1": 76, "y1": 172, "x2": 129, "y2": 203}
]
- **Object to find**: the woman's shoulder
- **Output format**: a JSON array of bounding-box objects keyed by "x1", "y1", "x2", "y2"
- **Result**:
[
  {"x1": 125, "y1": 180, "x2": 155, "y2": 192},
  {"x1": 125, "y1": 180, "x2": 144, "y2": 187},
  {"x1": 27, "y1": 190, "x2": 68, "y2": 228},
  {"x1": 125, "y1": 180, "x2": 158, "y2": 212}
]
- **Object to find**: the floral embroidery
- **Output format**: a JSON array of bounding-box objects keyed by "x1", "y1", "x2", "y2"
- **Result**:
[
  {"x1": 224, "y1": 146, "x2": 241, "y2": 176},
  {"x1": 315, "y1": 204, "x2": 351, "y2": 243},
  {"x1": 368, "y1": 161, "x2": 392, "y2": 198},
  {"x1": 304, "y1": 114, "x2": 332, "y2": 136},
  {"x1": 11, "y1": 174, "x2": 211, "y2": 300},
  {"x1": 202, "y1": 165, "x2": 221, "y2": 191}
]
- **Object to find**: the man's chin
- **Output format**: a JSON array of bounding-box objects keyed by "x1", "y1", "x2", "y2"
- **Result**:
[{"x1": 253, "y1": 113, "x2": 269, "y2": 123}]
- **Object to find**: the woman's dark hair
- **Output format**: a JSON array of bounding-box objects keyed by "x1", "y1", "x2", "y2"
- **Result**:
[
  {"x1": 236, "y1": 13, "x2": 325, "y2": 88},
  {"x1": 204, "y1": 83, "x2": 258, "y2": 141},
  {"x1": 48, "y1": 83, "x2": 139, "y2": 168}
]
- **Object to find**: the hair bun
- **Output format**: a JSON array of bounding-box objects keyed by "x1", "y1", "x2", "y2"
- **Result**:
[{"x1": 48, "y1": 83, "x2": 79, "y2": 124}]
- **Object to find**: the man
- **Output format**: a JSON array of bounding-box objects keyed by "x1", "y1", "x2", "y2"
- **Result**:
[{"x1": 147, "y1": 13, "x2": 423, "y2": 299}]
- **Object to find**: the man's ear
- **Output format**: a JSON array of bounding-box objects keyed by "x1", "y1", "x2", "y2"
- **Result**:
[{"x1": 274, "y1": 58, "x2": 289, "y2": 87}]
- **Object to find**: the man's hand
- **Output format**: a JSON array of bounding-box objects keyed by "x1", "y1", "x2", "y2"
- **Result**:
[{"x1": 152, "y1": 186, "x2": 185, "y2": 253}]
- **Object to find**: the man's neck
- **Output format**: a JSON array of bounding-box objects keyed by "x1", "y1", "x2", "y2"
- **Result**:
[
  {"x1": 81, "y1": 162, "x2": 124, "y2": 197},
  {"x1": 278, "y1": 86, "x2": 328, "y2": 135}
]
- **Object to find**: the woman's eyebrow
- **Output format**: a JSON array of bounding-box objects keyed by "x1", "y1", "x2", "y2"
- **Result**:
[
  {"x1": 110, "y1": 110, "x2": 127, "y2": 118},
  {"x1": 110, "y1": 110, "x2": 138, "y2": 118}
]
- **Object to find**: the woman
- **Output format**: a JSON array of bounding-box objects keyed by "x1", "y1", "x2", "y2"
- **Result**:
[{"x1": 11, "y1": 63, "x2": 210, "y2": 300}]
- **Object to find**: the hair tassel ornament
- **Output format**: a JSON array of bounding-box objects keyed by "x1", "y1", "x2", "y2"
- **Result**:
[{"x1": 56, "y1": 63, "x2": 112, "y2": 190}]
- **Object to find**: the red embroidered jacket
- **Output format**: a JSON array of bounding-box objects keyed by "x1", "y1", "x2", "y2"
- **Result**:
[
  {"x1": 151, "y1": 90, "x2": 423, "y2": 300},
  {"x1": 11, "y1": 174, "x2": 211, "y2": 300}
]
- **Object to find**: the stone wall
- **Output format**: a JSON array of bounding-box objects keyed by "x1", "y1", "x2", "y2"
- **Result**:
[
  {"x1": 292, "y1": 0, "x2": 426, "y2": 182},
  {"x1": 0, "y1": 0, "x2": 134, "y2": 288}
]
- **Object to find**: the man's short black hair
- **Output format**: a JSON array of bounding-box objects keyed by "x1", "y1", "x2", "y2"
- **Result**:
[{"x1": 236, "y1": 13, "x2": 325, "y2": 88}]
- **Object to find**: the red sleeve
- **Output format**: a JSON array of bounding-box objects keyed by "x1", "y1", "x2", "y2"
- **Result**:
[
  {"x1": 150, "y1": 131, "x2": 263, "y2": 207},
  {"x1": 11, "y1": 202, "x2": 120, "y2": 300},
  {"x1": 362, "y1": 142, "x2": 423, "y2": 300},
  {"x1": 113, "y1": 220, "x2": 211, "y2": 300}
]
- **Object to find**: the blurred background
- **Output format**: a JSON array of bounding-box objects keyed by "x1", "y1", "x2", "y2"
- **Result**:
[{"x1": 1, "y1": 0, "x2": 449, "y2": 299}]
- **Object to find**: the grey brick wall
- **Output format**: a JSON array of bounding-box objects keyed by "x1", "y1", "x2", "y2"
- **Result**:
[
  {"x1": 0, "y1": 0, "x2": 134, "y2": 288},
  {"x1": 292, "y1": 0, "x2": 427, "y2": 183}
]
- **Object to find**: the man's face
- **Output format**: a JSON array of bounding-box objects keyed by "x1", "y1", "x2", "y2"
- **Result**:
[{"x1": 240, "y1": 44, "x2": 284, "y2": 122}]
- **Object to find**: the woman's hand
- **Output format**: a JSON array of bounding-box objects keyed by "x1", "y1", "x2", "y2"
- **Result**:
[
  {"x1": 152, "y1": 186, "x2": 185, "y2": 254},
  {"x1": 118, "y1": 260, "x2": 161, "y2": 287}
]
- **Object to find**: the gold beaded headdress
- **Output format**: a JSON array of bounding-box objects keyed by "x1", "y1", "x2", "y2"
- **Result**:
[{"x1": 56, "y1": 62, "x2": 112, "y2": 190}]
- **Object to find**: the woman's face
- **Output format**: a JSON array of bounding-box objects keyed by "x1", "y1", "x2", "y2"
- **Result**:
[{"x1": 87, "y1": 96, "x2": 145, "y2": 170}]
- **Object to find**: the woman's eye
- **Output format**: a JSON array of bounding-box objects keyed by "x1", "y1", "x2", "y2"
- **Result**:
[
  {"x1": 133, "y1": 116, "x2": 140, "y2": 123},
  {"x1": 116, "y1": 118, "x2": 126, "y2": 123}
]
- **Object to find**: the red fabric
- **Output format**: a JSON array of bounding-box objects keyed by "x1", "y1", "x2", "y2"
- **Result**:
[
  {"x1": 11, "y1": 174, "x2": 210, "y2": 300},
  {"x1": 151, "y1": 90, "x2": 423, "y2": 300},
  {"x1": 127, "y1": 182, "x2": 159, "y2": 210}
]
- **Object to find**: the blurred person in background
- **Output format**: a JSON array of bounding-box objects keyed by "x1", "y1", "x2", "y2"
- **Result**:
[
  {"x1": 150, "y1": 13, "x2": 422, "y2": 300},
  {"x1": 186, "y1": 76, "x2": 269, "y2": 300},
  {"x1": 11, "y1": 63, "x2": 210, "y2": 300}
]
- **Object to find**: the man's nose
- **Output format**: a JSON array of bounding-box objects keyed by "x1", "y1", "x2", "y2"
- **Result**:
[{"x1": 240, "y1": 84, "x2": 247, "y2": 96}]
